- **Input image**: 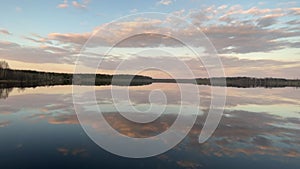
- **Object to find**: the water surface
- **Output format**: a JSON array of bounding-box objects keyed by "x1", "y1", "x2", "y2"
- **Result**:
[{"x1": 0, "y1": 84, "x2": 299, "y2": 168}]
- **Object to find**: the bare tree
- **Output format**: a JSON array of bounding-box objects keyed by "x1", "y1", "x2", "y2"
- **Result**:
[
  {"x1": 0, "y1": 61, "x2": 9, "y2": 79},
  {"x1": 0, "y1": 61, "x2": 9, "y2": 69}
]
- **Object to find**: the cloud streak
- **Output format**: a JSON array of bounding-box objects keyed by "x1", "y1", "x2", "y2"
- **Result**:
[
  {"x1": 72, "y1": 0, "x2": 90, "y2": 9},
  {"x1": 157, "y1": 0, "x2": 173, "y2": 6},
  {"x1": 36, "y1": 5, "x2": 300, "y2": 55},
  {"x1": 0, "y1": 29, "x2": 11, "y2": 35},
  {"x1": 57, "y1": 0, "x2": 68, "y2": 8},
  {"x1": 57, "y1": 0, "x2": 91, "y2": 9}
]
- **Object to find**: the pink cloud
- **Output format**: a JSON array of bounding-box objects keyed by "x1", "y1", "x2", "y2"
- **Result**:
[
  {"x1": 289, "y1": 7, "x2": 300, "y2": 15},
  {"x1": 48, "y1": 32, "x2": 91, "y2": 44},
  {"x1": 57, "y1": 0, "x2": 68, "y2": 9},
  {"x1": 157, "y1": 0, "x2": 172, "y2": 6},
  {"x1": 72, "y1": 0, "x2": 90, "y2": 9},
  {"x1": 0, "y1": 29, "x2": 11, "y2": 35}
]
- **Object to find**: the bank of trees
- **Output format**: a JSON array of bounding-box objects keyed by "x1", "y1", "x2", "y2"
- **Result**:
[
  {"x1": 0, "y1": 60, "x2": 152, "y2": 88},
  {"x1": 0, "y1": 60, "x2": 73, "y2": 87},
  {"x1": 196, "y1": 77, "x2": 300, "y2": 88},
  {"x1": 2, "y1": 60, "x2": 298, "y2": 89}
]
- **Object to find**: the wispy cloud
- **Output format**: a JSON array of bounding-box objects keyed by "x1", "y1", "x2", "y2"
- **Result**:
[
  {"x1": 11, "y1": 5, "x2": 298, "y2": 56},
  {"x1": 289, "y1": 7, "x2": 300, "y2": 15},
  {"x1": 39, "y1": 5, "x2": 300, "y2": 55},
  {"x1": 72, "y1": 0, "x2": 90, "y2": 9},
  {"x1": 2, "y1": 33, "x2": 299, "y2": 78},
  {"x1": 57, "y1": 0, "x2": 91, "y2": 9},
  {"x1": 130, "y1": 8, "x2": 138, "y2": 13},
  {"x1": 0, "y1": 39, "x2": 73, "y2": 64},
  {"x1": 57, "y1": 0, "x2": 68, "y2": 8},
  {"x1": 0, "y1": 29, "x2": 11, "y2": 35},
  {"x1": 157, "y1": 0, "x2": 173, "y2": 6},
  {"x1": 15, "y1": 6, "x2": 22, "y2": 12}
]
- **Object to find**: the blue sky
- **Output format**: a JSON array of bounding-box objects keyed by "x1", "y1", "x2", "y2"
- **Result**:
[
  {"x1": 0, "y1": 0, "x2": 299, "y2": 78},
  {"x1": 1, "y1": 0, "x2": 298, "y2": 35}
]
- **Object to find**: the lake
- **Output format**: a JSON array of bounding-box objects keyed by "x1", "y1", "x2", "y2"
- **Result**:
[{"x1": 0, "y1": 84, "x2": 299, "y2": 169}]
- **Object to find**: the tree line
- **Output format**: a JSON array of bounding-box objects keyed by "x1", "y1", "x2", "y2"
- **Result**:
[
  {"x1": 1, "y1": 60, "x2": 299, "y2": 89},
  {"x1": 0, "y1": 61, "x2": 152, "y2": 88}
]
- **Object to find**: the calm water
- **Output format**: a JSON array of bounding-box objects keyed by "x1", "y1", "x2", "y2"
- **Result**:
[{"x1": 0, "y1": 84, "x2": 299, "y2": 169}]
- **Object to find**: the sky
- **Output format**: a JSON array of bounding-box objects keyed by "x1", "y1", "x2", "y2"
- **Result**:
[{"x1": 0, "y1": 0, "x2": 299, "y2": 78}]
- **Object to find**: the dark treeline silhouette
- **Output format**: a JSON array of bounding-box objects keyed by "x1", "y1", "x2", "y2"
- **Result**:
[
  {"x1": 0, "y1": 60, "x2": 300, "y2": 91},
  {"x1": 0, "y1": 68, "x2": 73, "y2": 87},
  {"x1": 196, "y1": 77, "x2": 300, "y2": 88},
  {"x1": 0, "y1": 68, "x2": 152, "y2": 88},
  {"x1": 1, "y1": 67, "x2": 299, "y2": 88},
  {"x1": 153, "y1": 77, "x2": 300, "y2": 88},
  {"x1": 0, "y1": 60, "x2": 152, "y2": 87},
  {"x1": 152, "y1": 77, "x2": 300, "y2": 88}
]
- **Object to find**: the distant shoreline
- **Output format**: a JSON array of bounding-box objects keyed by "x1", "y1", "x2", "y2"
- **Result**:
[
  {"x1": 0, "y1": 68, "x2": 300, "y2": 88},
  {"x1": 153, "y1": 77, "x2": 300, "y2": 88}
]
